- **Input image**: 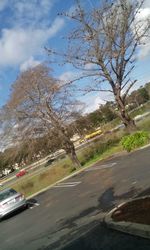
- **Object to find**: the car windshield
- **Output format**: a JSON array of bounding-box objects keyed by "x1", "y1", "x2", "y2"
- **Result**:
[{"x1": 0, "y1": 189, "x2": 17, "y2": 202}]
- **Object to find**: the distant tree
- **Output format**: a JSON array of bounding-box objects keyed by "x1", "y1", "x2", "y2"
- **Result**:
[
  {"x1": 138, "y1": 87, "x2": 149, "y2": 103},
  {"x1": 48, "y1": 0, "x2": 150, "y2": 132},
  {"x1": 87, "y1": 109, "x2": 103, "y2": 127},
  {"x1": 128, "y1": 86, "x2": 149, "y2": 107},
  {"x1": 70, "y1": 115, "x2": 91, "y2": 135},
  {"x1": 5, "y1": 65, "x2": 81, "y2": 169},
  {"x1": 145, "y1": 82, "x2": 150, "y2": 97},
  {"x1": 99, "y1": 103, "x2": 117, "y2": 123}
]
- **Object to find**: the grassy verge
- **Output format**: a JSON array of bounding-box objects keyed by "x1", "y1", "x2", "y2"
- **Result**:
[
  {"x1": 10, "y1": 132, "x2": 123, "y2": 197},
  {"x1": 138, "y1": 116, "x2": 150, "y2": 132},
  {"x1": 9, "y1": 116, "x2": 150, "y2": 198},
  {"x1": 130, "y1": 101, "x2": 150, "y2": 118},
  {"x1": 101, "y1": 101, "x2": 150, "y2": 132}
]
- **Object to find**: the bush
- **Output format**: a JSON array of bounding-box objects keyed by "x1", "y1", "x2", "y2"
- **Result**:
[
  {"x1": 70, "y1": 167, "x2": 76, "y2": 173},
  {"x1": 121, "y1": 131, "x2": 149, "y2": 152},
  {"x1": 79, "y1": 137, "x2": 120, "y2": 166}
]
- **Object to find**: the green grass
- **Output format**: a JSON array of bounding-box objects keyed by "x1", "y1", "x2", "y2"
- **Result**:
[
  {"x1": 82, "y1": 144, "x2": 123, "y2": 167},
  {"x1": 11, "y1": 143, "x2": 123, "y2": 197},
  {"x1": 11, "y1": 161, "x2": 73, "y2": 197},
  {"x1": 138, "y1": 117, "x2": 150, "y2": 132},
  {"x1": 8, "y1": 113, "x2": 150, "y2": 198},
  {"x1": 9, "y1": 133, "x2": 123, "y2": 197},
  {"x1": 101, "y1": 101, "x2": 150, "y2": 132},
  {"x1": 130, "y1": 102, "x2": 150, "y2": 118}
]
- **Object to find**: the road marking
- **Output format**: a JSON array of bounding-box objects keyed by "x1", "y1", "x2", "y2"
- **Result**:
[
  {"x1": 53, "y1": 181, "x2": 81, "y2": 188},
  {"x1": 85, "y1": 162, "x2": 117, "y2": 171},
  {"x1": 132, "y1": 181, "x2": 137, "y2": 185}
]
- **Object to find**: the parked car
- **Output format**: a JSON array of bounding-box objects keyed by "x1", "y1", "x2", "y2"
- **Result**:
[
  {"x1": 44, "y1": 157, "x2": 56, "y2": 167},
  {"x1": 16, "y1": 169, "x2": 27, "y2": 178},
  {"x1": 0, "y1": 173, "x2": 5, "y2": 179},
  {"x1": 0, "y1": 188, "x2": 27, "y2": 219}
]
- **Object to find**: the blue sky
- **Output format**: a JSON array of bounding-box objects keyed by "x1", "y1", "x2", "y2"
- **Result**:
[{"x1": 0, "y1": 0, "x2": 150, "y2": 113}]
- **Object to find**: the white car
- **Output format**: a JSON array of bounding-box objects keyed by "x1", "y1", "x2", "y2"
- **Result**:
[{"x1": 0, "y1": 188, "x2": 27, "y2": 219}]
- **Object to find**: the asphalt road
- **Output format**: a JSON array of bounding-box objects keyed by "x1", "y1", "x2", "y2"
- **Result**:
[{"x1": 1, "y1": 146, "x2": 150, "y2": 250}]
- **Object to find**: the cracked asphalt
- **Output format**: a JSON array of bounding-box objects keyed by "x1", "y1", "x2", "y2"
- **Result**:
[{"x1": 0, "y1": 146, "x2": 150, "y2": 250}]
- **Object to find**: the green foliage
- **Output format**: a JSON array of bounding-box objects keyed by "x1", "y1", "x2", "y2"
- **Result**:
[
  {"x1": 70, "y1": 167, "x2": 76, "y2": 173},
  {"x1": 127, "y1": 86, "x2": 149, "y2": 109},
  {"x1": 99, "y1": 103, "x2": 117, "y2": 122},
  {"x1": 121, "y1": 131, "x2": 149, "y2": 152},
  {"x1": 138, "y1": 87, "x2": 149, "y2": 102},
  {"x1": 79, "y1": 136, "x2": 120, "y2": 166}
]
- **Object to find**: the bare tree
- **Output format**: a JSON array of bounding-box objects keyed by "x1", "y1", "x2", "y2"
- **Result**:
[
  {"x1": 48, "y1": 0, "x2": 150, "y2": 131},
  {"x1": 6, "y1": 65, "x2": 81, "y2": 169}
]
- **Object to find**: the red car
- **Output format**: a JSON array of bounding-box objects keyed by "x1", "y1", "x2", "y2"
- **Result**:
[{"x1": 16, "y1": 169, "x2": 27, "y2": 178}]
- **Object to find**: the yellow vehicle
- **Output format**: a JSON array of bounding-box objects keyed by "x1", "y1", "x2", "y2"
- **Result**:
[
  {"x1": 79, "y1": 129, "x2": 102, "y2": 143},
  {"x1": 84, "y1": 129, "x2": 102, "y2": 140}
]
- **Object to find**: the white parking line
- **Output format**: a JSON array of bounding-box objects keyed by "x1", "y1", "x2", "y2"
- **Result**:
[
  {"x1": 85, "y1": 162, "x2": 117, "y2": 171},
  {"x1": 53, "y1": 181, "x2": 81, "y2": 188}
]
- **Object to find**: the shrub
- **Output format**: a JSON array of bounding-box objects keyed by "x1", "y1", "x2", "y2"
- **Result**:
[
  {"x1": 121, "y1": 131, "x2": 149, "y2": 152},
  {"x1": 70, "y1": 167, "x2": 76, "y2": 173},
  {"x1": 79, "y1": 137, "x2": 120, "y2": 166}
]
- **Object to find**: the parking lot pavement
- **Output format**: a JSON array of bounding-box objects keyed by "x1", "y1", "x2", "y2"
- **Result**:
[{"x1": 0, "y1": 146, "x2": 150, "y2": 250}]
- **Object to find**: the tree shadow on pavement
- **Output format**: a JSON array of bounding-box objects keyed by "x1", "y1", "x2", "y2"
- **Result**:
[
  {"x1": 97, "y1": 186, "x2": 139, "y2": 212},
  {"x1": 59, "y1": 222, "x2": 150, "y2": 250},
  {"x1": 57, "y1": 186, "x2": 139, "y2": 231},
  {"x1": 136, "y1": 187, "x2": 150, "y2": 197},
  {"x1": 42, "y1": 187, "x2": 150, "y2": 250}
]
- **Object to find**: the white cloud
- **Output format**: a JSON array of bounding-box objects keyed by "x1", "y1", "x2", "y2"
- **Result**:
[
  {"x1": 143, "y1": 0, "x2": 150, "y2": 8},
  {"x1": 84, "y1": 63, "x2": 94, "y2": 70},
  {"x1": 83, "y1": 90, "x2": 114, "y2": 114},
  {"x1": 135, "y1": 3, "x2": 150, "y2": 59},
  {"x1": 84, "y1": 96, "x2": 106, "y2": 113},
  {"x1": 20, "y1": 56, "x2": 41, "y2": 72},
  {"x1": 67, "y1": 5, "x2": 76, "y2": 16},
  {"x1": 0, "y1": 1, "x2": 55, "y2": 28},
  {"x1": 59, "y1": 71, "x2": 77, "y2": 83},
  {"x1": 0, "y1": 17, "x2": 64, "y2": 67},
  {"x1": 13, "y1": 0, "x2": 54, "y2": 27},
  {"x1": 0, "y1": 0, "x2": 8, "y2": 11}
]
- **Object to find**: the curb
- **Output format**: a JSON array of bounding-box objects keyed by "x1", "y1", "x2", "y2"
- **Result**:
[
  {"x1": 104, "y1": 196, "x2": 150, "y2": 240},
  {"x1": 135, "y1": 143, "x2": 150, "y2": 151},
  {"x1": 27, "y1": 142, "x2": 150, "y2": 199},
  {"x1": 2, "y1": 143, "x2": 150, "y2": 200},
  {"x1": 26, "y1": 151, "x2": 118, "y2": 199},
  {"x1": 22, "y1": 143, "x2": 150, "y2": 199},
  {"x1": 27, "y1": 167, "x2": 85, "y2": 199},
  {"x1": 27, "y1": 151, "x2": 125, "y2": 199}
]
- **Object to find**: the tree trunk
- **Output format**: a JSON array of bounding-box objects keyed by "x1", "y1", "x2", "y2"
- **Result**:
[
  {"x1": 57, "y1": 124, "x2": 81, "y2": 169},
  {"x1": 115, "y1": 95, "x2": 137, "y2": 133},
  {"x1": 68, "y1": 146, "x2": 81, "y2": 169},
  {"x1": 49, "y1": 112, "x2": 81, "y2": 169},
  {"x1": 63, "y1": 139, "x2": 81, "y2": 169}
]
